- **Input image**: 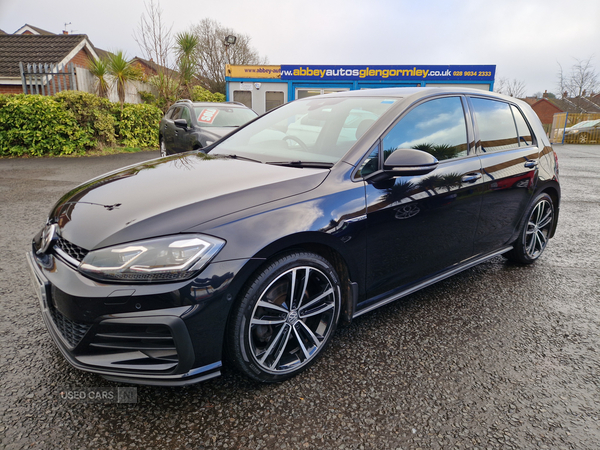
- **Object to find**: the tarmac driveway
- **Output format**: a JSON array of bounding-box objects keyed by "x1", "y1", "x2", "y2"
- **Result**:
[{"x1": 0, "y1": 146, "x2": 599, "y2": 449}]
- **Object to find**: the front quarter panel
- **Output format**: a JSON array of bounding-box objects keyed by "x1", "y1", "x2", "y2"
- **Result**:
[{"x1": 189, "y1": 166, "x2": 368, "y2": 292}]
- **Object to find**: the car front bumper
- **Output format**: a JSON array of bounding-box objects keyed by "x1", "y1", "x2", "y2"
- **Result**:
[{"x1": 26, "y1": 250, "x2": 246, "y2": 386}]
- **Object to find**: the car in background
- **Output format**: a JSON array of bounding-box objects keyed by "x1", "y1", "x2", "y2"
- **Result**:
[
  {"x1": 159, "y1": 100, "x2": 258, "y2": 156},
  {"x1": 564, "y1": 118, "x2": 600, "y2": 144},
  {"x1": 28, "y1": 87, "x2": 560, "y2": 386}
]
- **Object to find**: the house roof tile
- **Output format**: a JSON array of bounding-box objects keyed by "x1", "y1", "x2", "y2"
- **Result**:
[
  {"x1": 14, "y1": 24, "x2": 55, "y2": 35},
  {"x1": 549, "y1": 97, "x2": 600, "y2": 114},
  {"x1": 0, "y1": 34, "x2": 91, "y2": 77}
]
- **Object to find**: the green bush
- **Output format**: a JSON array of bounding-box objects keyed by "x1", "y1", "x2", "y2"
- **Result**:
[
  {"x1": 54, "y1": 91, "x2": 116, "y2": 146},
  {"x1": 192, "y1": 86, "x2": 226, "y2": 103},
  {"x1": 0, "y1": 92, "x2": 163, "y2": 156},
  {"x1": 112, "y1": 103, "x2": 162, "y2": 148},
  {"x1": 0, "y1": 94, "x2": 92, "y2": 156}
]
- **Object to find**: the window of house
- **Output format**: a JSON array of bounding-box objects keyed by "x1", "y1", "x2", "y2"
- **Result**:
[
  {"x1": 470, "y1": 98, "x2": 519, "y2": 152},
  {"x1": 266, "y1": 91, "x2": 284, "y2": 112},
  {"x1": 383, "y1": 96, "x2": 468, "y2": 162},
  {"x1": 233, "y1": 91, "x2": 252, "y2": 109}
]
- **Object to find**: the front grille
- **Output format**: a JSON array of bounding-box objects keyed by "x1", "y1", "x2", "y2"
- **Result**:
[
  {"x1": 55, "y1": 236, "x2": 88, "y2": 262},
  {"x1": 49, "y1": 304, "x2": 91, "y2": 348}
]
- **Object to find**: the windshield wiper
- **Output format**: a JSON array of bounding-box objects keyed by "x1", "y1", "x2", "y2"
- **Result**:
[
  {"x1": 218, "y1": 154, "x2": 263, "y2": 163},
  {"x1": 266, "y1": 161, "x2": 334, "y2": 169}
]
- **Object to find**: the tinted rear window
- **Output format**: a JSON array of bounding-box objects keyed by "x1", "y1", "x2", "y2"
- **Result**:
[{"x1": 470, "y1": 98, "x2": 519, "y2": 152}]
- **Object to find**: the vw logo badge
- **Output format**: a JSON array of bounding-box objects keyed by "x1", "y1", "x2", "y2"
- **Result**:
[{"x1": 37, "y1": 223, "x2": 58, "y2": 255}]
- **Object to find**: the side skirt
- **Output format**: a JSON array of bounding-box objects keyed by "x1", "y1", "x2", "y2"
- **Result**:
[{"x1": 353, "y1": 246, "x2": 512, "y2": 318}]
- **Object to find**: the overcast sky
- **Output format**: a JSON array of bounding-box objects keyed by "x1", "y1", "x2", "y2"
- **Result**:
[{"x1": 1, "y1": 0, "x2": 598, "y2": 96}]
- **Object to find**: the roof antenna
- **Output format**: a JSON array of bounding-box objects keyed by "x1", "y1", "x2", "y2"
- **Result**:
[{"x1": 63, "y1": 22, "x2": 71, "y2": 35}]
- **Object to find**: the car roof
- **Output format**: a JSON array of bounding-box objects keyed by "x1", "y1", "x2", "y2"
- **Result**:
[
  {"x1": 174, "y1": 101, "x2": 249, "y2": 108},
  {"x1": 302, "y1": 86, "x2": 515, "y2": 101}
]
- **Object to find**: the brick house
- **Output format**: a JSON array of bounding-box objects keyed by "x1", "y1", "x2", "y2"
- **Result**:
[
  {"x1": 0, "y1": 25, "x2": 100, "y2": 95},
  {"x1": 523, "y1": 96, "x2": 563, "y2": 130},
  {"x1": 522, "y1": 90, "x2": 600, "y2": 135}
]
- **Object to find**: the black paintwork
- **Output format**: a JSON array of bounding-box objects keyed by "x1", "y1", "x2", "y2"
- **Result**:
[{"x1": 28, "y1": 87, "x2": 560, "y2": 385}]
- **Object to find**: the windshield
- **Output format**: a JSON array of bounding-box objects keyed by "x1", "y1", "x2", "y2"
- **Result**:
[
  {"x1": 209, "y1": 96, "x2": 398, "y2": 164},
  {"x1": 194, "y1": 107, "x2": 258, "y2": 128}
]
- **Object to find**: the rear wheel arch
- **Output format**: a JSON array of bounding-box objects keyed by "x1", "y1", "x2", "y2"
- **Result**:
[{"x1": 539, "y1": 185, "x2": 560, "y2": 238}]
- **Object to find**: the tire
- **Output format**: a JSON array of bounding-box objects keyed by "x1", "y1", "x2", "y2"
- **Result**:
[
  {"x1": 504, "y1": 193, "x2": 555, "y2": 264},
  {"x1": 228, "y1": 252, "x2": 341, "y2": 382},
  {"x1": 160, "y1": 139, "x2": 168, "y2": 157},
  {"x1": 578, "y1": 133, "x2": 588, "y2": 144}
]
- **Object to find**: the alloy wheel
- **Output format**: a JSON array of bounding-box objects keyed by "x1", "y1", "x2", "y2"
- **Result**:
[
  {"x1": 248, "y1": 266, "x2": 338, "y2": 375},
  {"x1": 524, "y1": 199, "x2": 553, "y2": 259}
]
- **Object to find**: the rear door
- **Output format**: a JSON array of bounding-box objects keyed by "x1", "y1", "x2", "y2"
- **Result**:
[{"x1": 467, "y1": 97, "x2": 539, "y2": 255}]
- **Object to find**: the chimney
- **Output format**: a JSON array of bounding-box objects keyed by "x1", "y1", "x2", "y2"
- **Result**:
[
  {"x1": 62, "y1": 30, "x2": 68, "y2": 35},
  {"x1": 543, "y1": 90, "x2": 549, "y2": 98}
]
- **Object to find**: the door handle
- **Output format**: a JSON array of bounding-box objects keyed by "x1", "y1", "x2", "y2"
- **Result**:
[
  {"x1": 461, "y1": 172, "x2": 482, "y2": 183},
  {"x1": 524, "y1": 161, "x2": 538, "y2": 168}
]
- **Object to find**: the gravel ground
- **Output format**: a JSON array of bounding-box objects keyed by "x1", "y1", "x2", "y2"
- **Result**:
[{"x1": 0, "y1": 146, "x2": 599, "y2": 449}]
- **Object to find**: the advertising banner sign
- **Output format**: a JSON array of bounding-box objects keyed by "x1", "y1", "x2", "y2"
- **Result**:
[
  {"x1": 226, "y1": 65, "x2": 282, "y2": 79},
  {"x1": 280, "y1": 65, "x2": 496, "y2": 82}
]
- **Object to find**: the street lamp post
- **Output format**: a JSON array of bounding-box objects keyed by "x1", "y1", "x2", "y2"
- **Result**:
[{"x1": 224, "y1": 35, "x2": 237, "y2": 66}]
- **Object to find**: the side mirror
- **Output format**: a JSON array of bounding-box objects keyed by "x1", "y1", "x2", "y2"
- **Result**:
[
  {"x1": 174, "y1": 118, "x2": 189, "y2": 130},
  {"x1": 383, "y1": 148, "x2": 438, "y2": 176},
  {"x1": 365, "y1": 148, "x2": 438, "y2": 182}
]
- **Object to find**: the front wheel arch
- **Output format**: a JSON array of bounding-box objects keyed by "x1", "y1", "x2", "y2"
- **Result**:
[{"x1": 226, "y1": 251, "x2": 342, "y2": 382}]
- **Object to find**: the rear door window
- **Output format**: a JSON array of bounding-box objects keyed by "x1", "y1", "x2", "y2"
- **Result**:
[
  {"x1": 470, "y1": 98, "x2": 520, "y2": 152},
  {"x1": 511, "y1": 105, "x2": 534, "y2": 146}
]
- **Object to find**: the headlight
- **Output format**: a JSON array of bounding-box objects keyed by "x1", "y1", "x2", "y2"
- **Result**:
[{"x1": 79, "y1": 234, "x2": 225, "y2": 283}]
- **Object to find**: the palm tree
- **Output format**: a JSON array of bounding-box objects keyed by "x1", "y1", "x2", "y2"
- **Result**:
[
  {"x1": 418, "y1": 175, "x2": 444, "y2": 197},
  {"x1": 384, "y1": 180, "x2": 417, "y2": 203},
  {"x1": 87, "y1": 57, "x2": 110, "y2": 98},
  {"x1": 439, "y1": 173, "x2": 463, "y2": 192},
  {"x1": 175, "y1": 32, "x2": 199, "y2": 99},
  {"x1": 107, "y1": 51, "x2": 139, "y2": 106}
]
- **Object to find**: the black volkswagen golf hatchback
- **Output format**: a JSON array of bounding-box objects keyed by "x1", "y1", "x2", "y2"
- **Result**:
[{"x1": 28, "y1": 88, "x2": 560, "y2": 385}]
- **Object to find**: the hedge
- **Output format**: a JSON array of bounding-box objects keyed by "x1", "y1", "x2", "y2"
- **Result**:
[{"x1": 0, "y1": 92, "x2": 162, "y2": 157}]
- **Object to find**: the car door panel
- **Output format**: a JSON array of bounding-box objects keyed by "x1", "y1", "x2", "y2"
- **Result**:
[
  {"x1": 363, "y1": 156, "x2": 482, "y2": 302},
  {"x1": 360, "y1": 95, "x2": 482, "y2": 304},
  {"x1": 467, "y1": 98, "x2": 538, "y2": 254}
]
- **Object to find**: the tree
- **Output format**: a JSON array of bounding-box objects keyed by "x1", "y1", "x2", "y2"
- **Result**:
[
  {"x1": 107, "y1": 51, "x2": 141, "y2": 106},
  {"x1": 190, "y1": 18, "x2": 267, "y2": 94},
  {"x1": 494, "y1": 77, "x2": 527, "y2": 98},
  {"x1": 557, "y1": 56, "x2": 599, "y2": 98},
  {"x1": 134, "y1": 0, "x2": 178, "y2": 109},
  {"x1": 175, "y1": 31, "x2": 199, "y2": 99},
  {"x1": 87, "y1": 57, "x2": 110, "y2": 98}
]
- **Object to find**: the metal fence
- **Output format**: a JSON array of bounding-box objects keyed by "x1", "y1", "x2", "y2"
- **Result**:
[
  {"x1": 550, "y1": 112, "x2": 600, "y2": 144},
  {"x1": 19, "y1": 62, "x2": 78, "y2": 95}
]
